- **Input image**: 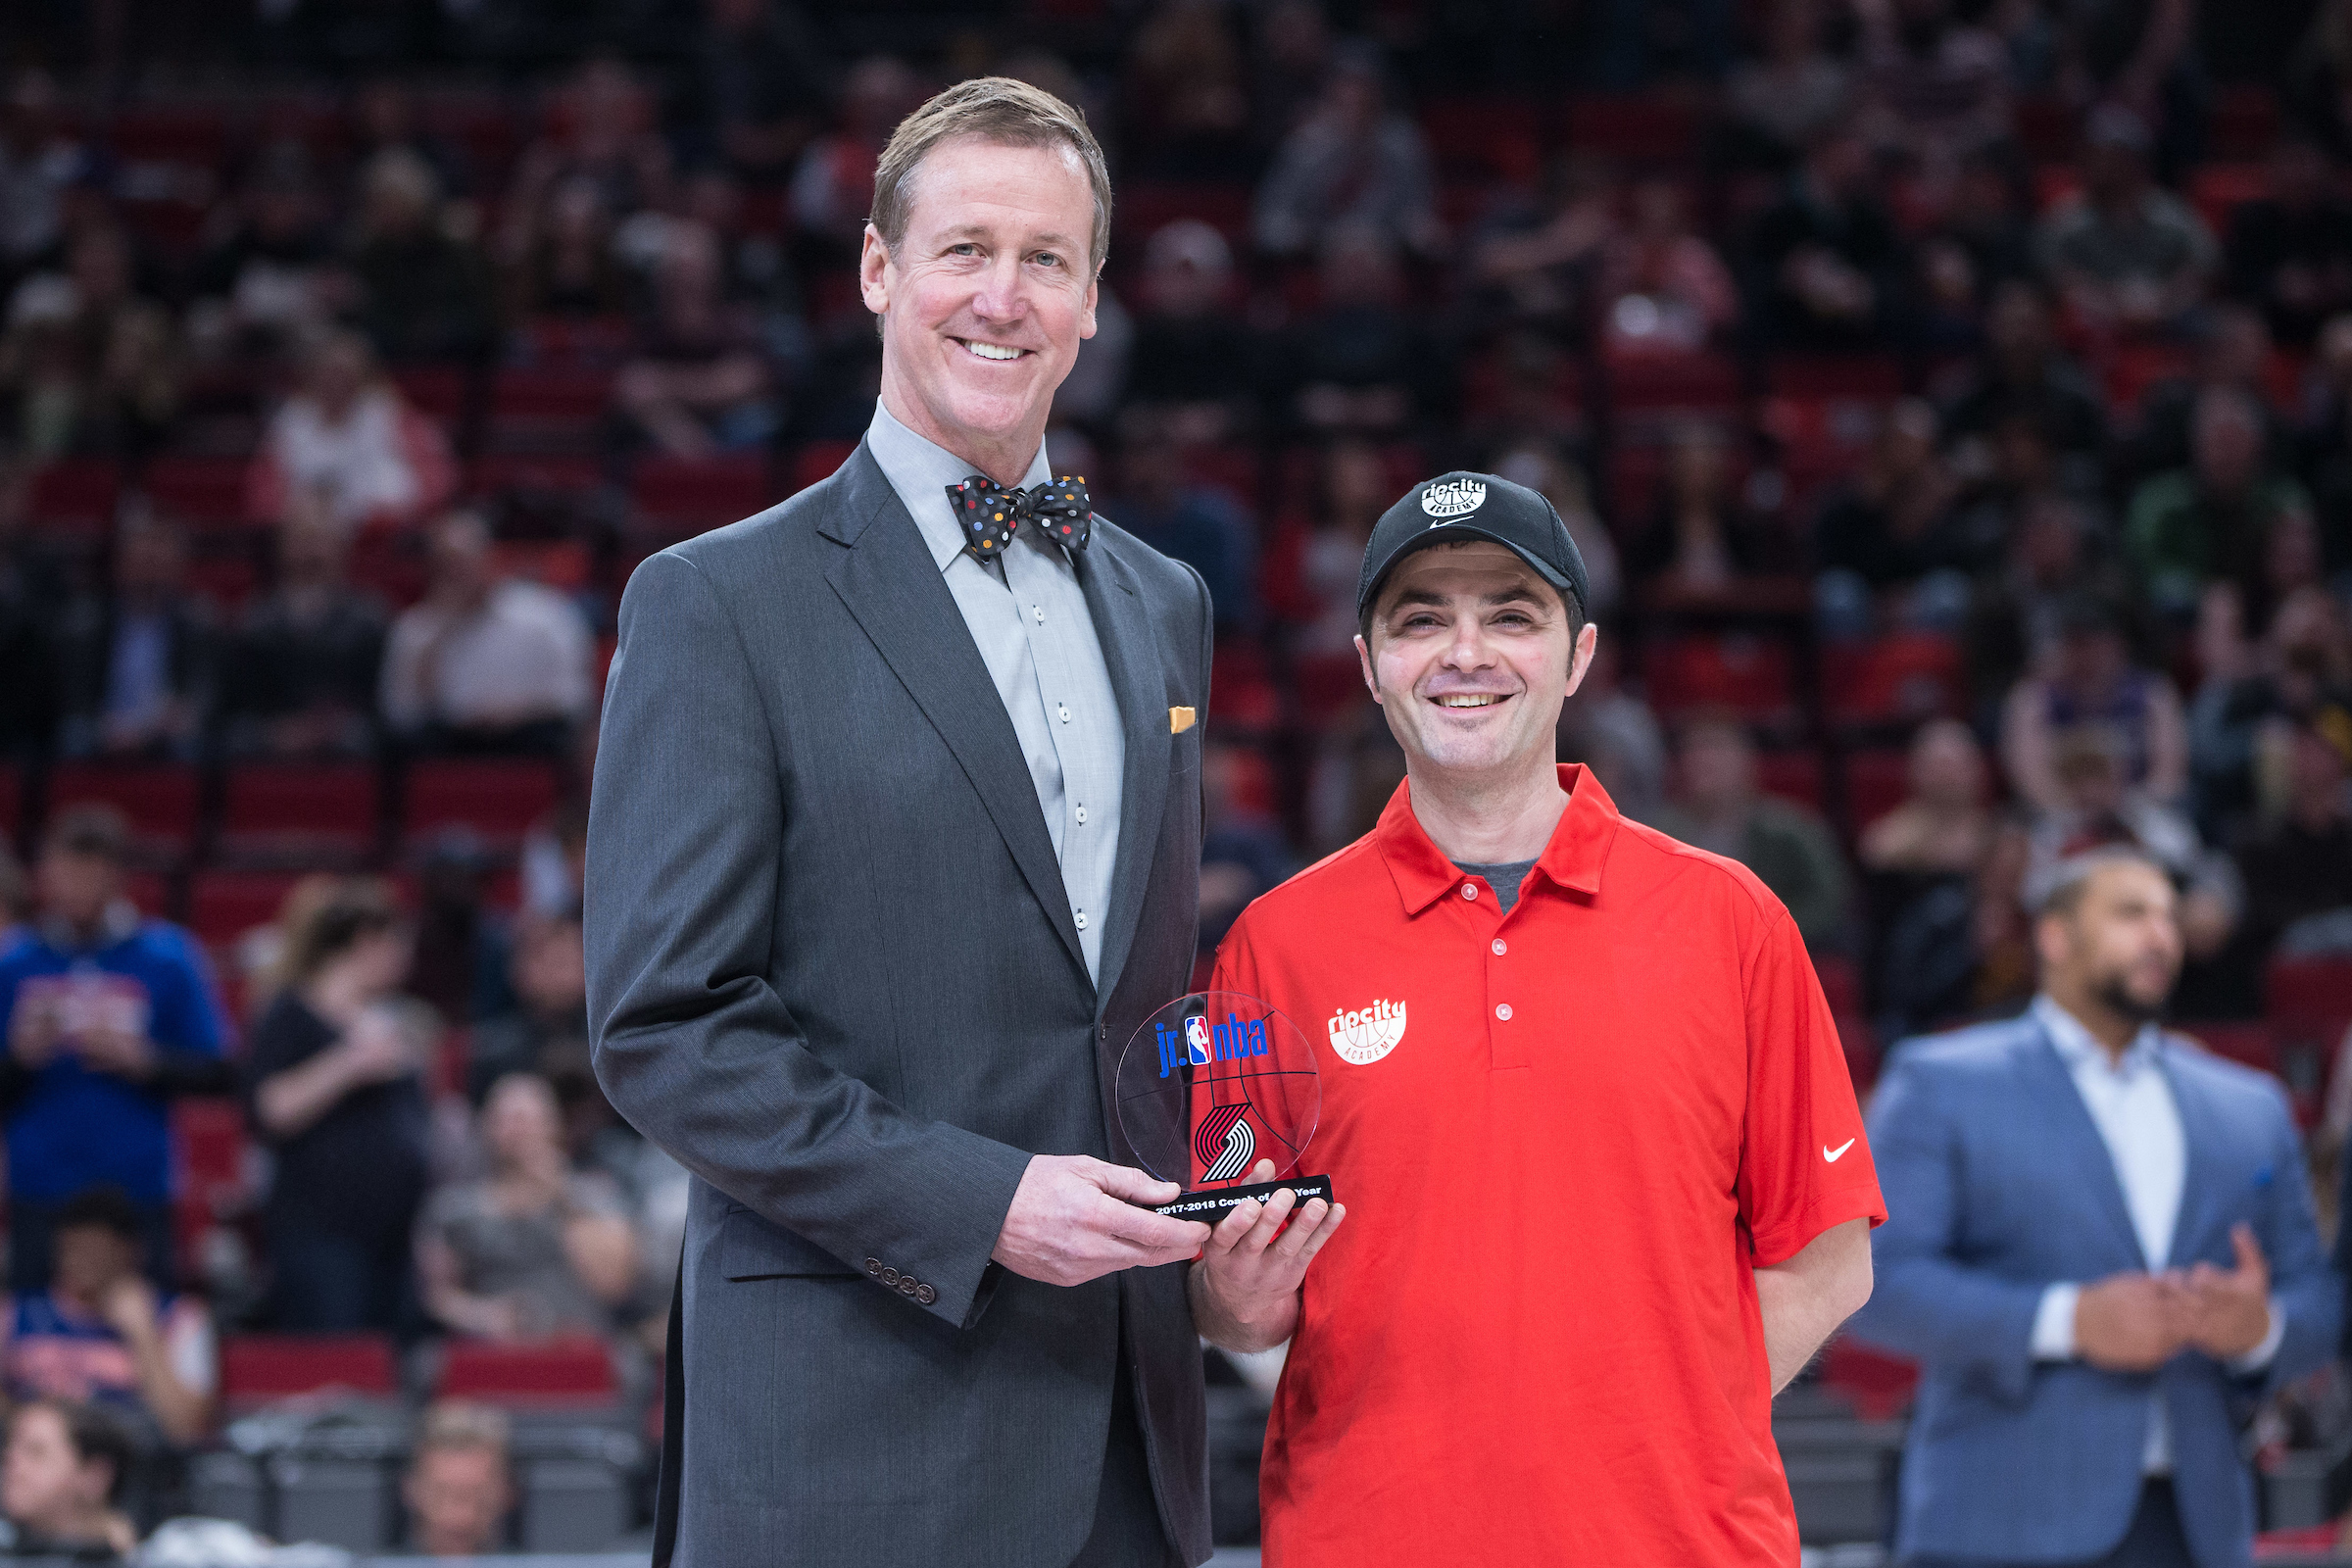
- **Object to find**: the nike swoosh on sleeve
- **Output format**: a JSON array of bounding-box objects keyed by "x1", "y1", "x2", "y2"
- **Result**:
[{"x1": 1822, "y1": 1139, "x2": 1856, "y2": 1162}]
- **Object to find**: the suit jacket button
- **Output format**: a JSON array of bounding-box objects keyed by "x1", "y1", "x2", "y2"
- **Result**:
[
  {"x1": 865, "y1": 1258, "x2": 882, "y2": 1276},
  {"x1": 915, "y1": 1284, "x2": 937, "y2": 1305},
  {"x1": 881, "y1": 1267, "x2": 900, "y2": 1286},
  {"x1": 898, "y1": 1277, "x2": 918, "y2": 1297}
]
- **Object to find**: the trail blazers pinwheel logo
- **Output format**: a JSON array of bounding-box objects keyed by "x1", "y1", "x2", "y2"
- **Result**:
[{"x1": 1194, "y1": 1102, "x2": 1255, "y2": 1183}]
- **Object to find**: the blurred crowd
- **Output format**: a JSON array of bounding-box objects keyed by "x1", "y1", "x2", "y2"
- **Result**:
[{"x1": 0, "y1": 0, "x2": 2348, "y2": 1555}]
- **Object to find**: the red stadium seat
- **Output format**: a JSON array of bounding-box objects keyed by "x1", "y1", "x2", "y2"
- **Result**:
[
  {"x1": 2187, "y1": 165, "x2": 2269, "y2": 236},
  {"x1": 2180, "y1": 1022, "x2": 2278, "y2": 1076},
  {"x1": 1842, "y1": 748, "x2": 1912, "y2": 837},
  {"x1": 188, "y1": 869, "x2": 311, "y2": 947},
  {"x1": 1605, "y1": 349, "x2": 1741, "y2": 415},
  {"x1": 467, "y1": 453, "x2": 607, "y2": 497},
  {"x1": 1563, "y1": 95, "x2": 1697, "y2": 164},
  {"x1": 220, "y1": 1334, "x2": 399, "y2": 1409},
  {"x1": 630, "y1": 454, "x2": 771, "y2": 534},
  {"x1": 220, "y1": 762, "x2": 381, "y2": 862},
  {"x1": 1421, "y1": 99, "x2": 1542, "y2": 183},
  {"x1": 404, "y1": 759, "x2": 563, "y2": 843},
  {"x1": 1114, "y1": 182, "x2": 1255, "y2": 246},
  {"x1": 1755, "y1": 748, "x2": 1825, "y2": 810},
  {"x1": 486, "y1": 368, "x2": 613, "y2": 453},
  {"x1": 438, "y1": 1337, "x2": 617, "y2": 1408},
  {"x1": 515, "y1": 316, "x2": 634, "y2": 367},
  {"x1": 144, "y1": 456, "x2": 252, "y2": 528},
  {"x1": 2210, "y1": 85, "x2": 2279, "y2": 160},
  {"x1": 27, "y1": 460, "x2": 121, "y2": 532},
  {"x1": 492, "y1": 539, "x2": 593, "y2": 593},
  {"x1": 1817, "y1": 1340, "x2": 1917, "y2": 1421},
  {"x1": 1763, "y1": 356, "x2": 1905, "y2": 400},
  {"x1": 173, "y1": 1097, "x2": 249, "y2": 1211},
  {"x1": 1823, "y1": 634, "x2": 1964, "y2": 730},
  {"x1": 47, "y1": 763, "x2": 203, "y2": 858},
  {"x1": 1642, "y1": 635, "x2": 1795, "y2": 721},
  {"x1": 2268, "y1": 956, "x2": 2352, "y2": 1042},
  {"x1": 390, "y1": 364, "x2": 472, "y2": 428},
  {"x1": 791, "y1": 440, "x2": 858, "y2": 494}
]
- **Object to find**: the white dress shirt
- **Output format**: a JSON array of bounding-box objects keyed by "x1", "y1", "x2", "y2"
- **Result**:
[
  {"x1": 2028, "y1": 995, "x2": 2284, "y2": 1474},
  {"x1": 864, "y1": 400, "x2": 1126, "y2": 982}
]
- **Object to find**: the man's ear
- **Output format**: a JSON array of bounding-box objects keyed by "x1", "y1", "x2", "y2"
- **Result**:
[
  {"x1": 858, "y1": 224, "x2": 891, "y2": 318},
  {"x1": 2032, "y1": 911, "x2": 2069, "y2": 979},
  {"x1": 1079, "y1": 268, "x2": 1099, "y2": 341},
  {"x1": 1354, "y1": 634, "x2": 1382, "y2": 706},
  {"x1": 1563, "y1": 620, "x2": 1600, "y2": 697}
]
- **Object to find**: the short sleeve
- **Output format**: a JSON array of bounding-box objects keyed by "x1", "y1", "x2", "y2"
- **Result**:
[{"x1": 1737, "y1": 906, "x2": 1886, "y2": 1267}]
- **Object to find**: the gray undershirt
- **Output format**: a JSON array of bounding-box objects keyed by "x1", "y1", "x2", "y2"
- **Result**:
[{"x1": 1451, "y1": 858, "x2": 1539, "y2": 914}]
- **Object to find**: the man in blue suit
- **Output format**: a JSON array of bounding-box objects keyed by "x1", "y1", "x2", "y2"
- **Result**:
[{"x1": 1853, "y1": 846, "x2": 2338, "y2": 1568}]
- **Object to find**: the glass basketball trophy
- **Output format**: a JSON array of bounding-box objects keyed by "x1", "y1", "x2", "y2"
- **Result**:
[{"x1": 1114, "y1": 992, "x2": 1334, "y2": 1225}]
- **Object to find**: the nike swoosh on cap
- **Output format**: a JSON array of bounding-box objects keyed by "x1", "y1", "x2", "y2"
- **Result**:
[{"x1": 1823, "y1": 1139, "x2": 1856, "y2": 1162}]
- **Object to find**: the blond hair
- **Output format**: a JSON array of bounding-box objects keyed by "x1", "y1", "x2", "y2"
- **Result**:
[{"x1": 870, "y1": 76, "x2": 1112, "y2": 273}]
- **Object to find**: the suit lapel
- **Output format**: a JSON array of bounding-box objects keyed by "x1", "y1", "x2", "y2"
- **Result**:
[
  {"x1": 821, "y1": 446, "x2": 1088, "y2": 980},
  {"x1": 2023, "y1": 1025, "x2": 2146, "y2": 1265},
  {"x1": 2161, "y1": 1046, "x2": 2226, "y2": 1269},
  {"x1": 1078, "y1": 540, "x2": 1170, "y2": 1015}
]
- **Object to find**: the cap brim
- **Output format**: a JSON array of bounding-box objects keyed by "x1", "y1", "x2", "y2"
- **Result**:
[{"x1": 1357, "y1": 524, "x2": 1581, "y2": 618}]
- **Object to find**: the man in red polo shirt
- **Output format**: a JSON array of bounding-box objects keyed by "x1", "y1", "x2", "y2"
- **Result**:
[{"x1": 1189, "y1": 471, "x2": 1885, "y2": 1565}]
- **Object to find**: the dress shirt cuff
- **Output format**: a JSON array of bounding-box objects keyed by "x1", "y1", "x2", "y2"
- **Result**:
[
  {"x1": 2033, "y1": 1283, "x2": 2082, "y2": 1361},
  {"x1": 2227, "y1": 1295, "x2": 2285, "y2": 1375}
]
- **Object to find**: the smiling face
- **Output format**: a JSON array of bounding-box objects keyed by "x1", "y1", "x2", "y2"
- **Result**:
[
  {"x1": 1357, "y1": 541, "x2": 1594, "y2": 783},
  {"x1": 862, "y1": 135, "x2": 1099, "y2": 478}
]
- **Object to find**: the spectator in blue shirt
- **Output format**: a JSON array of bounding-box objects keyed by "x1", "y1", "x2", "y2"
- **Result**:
[{"x1": 0, "y1": 806, "x2": 233, "y2": 1292}]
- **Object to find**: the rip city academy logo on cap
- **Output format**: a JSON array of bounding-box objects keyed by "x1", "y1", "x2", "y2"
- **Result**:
[
  {"x1": 1421, "y1": 477, "x2": 1487, "y2": 521},
  {"x1": 1328, "y1": 999, "x2": 1407, "y2": 1065}
]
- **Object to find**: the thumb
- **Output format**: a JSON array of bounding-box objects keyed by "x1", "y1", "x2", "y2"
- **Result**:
[
  {"x1": 1248, "y1": 1158, "x2": 1277, "y2": 1183},
  {"x1": 1086, "y1": 1160, "x2": 1182, "y2": 1205},
  {"x1": 2231, "y1": 1223, "x2": 2266, "y2": 1277}
]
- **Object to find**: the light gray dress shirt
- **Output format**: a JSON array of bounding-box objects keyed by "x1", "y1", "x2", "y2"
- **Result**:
[
  {"x1": 2027, "y1": 995, "x2": 2283, "y2": 1475},
  {"x1": 864, "y1": 400, "x2": 1125, "y2": 982}
]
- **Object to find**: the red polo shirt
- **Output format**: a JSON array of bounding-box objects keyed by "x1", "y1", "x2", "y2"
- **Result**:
[{"x1": 1209, "y1": 766, "x2": 1884, "y2": 1567}]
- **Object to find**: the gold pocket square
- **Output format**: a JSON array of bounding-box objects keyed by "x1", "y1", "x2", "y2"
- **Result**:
[{"x1": 1169, "y1": 706, "x2": 1197, "y2": 735}]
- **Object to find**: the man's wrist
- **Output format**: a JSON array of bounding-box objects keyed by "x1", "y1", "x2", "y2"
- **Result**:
[
  {"x1": 2225, "y1": 1295, "x2": 2284, "y2": 1374},
  {"x1": 2033, "y1": 1282, "x2": 2082, "y2": 1361}
]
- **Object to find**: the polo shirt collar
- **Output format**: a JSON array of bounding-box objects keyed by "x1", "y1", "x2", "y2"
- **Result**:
[{"x1": 1375, "y1": 764, "x2": 1621, "y2": 915}]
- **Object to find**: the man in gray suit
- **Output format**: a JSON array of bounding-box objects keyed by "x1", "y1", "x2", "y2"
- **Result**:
[{"x1": 586, "y1": 78, "x2": 1220, "y2": 1568}]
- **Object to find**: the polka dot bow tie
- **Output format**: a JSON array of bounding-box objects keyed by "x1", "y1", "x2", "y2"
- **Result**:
[{"x1": 946, "y1": 474, "x2": 1095, "y2": 562}]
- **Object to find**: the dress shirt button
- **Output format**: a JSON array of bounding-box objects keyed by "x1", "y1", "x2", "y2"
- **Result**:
[
  {"x1": 1075, "y1": 910, "x2": 1089, "y2": 930},
  {"x1": 1495, "y1": 1004, "x2": 1513, "y2": 1021},
  {"x1": 1075, "y1": 805, "x2": 1088, "y2": 824},
  {"x1": 1492, "y1": 939, "x2": 1507, "y2": 956},
  {"x1": 1461, "y1": 883, "x2": 1478, "y2": 901},
  {"x1": 1057, "y1": 704, "x2": 1070, "y2": 722},
  {"x1": 1033, "y1": 606, "x2": 1046, "y2": 623},
  {"x1": 914, "y1": 1284, "x2": 937, "y2": 1305},
  {"x1": 864, "y1": 1257, "x2": 882, "y2": 1276}
]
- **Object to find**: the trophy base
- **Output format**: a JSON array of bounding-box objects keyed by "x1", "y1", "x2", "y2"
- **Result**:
[{"x1": 1150, "y1": 1174, "x2": 1335, "y2": 1225}]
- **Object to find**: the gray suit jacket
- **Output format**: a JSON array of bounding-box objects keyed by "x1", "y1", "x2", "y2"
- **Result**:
[{"x1": 585, "y1": 442, "x2": 1214, "y2": 1568}]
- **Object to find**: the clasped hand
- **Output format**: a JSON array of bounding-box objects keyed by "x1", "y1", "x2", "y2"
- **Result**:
[{"x1": 2075, "y1": 1224, "x2": 2274, "y2": 1372}]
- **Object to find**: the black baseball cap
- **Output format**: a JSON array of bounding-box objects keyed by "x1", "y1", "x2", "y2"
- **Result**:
[{"x1": 1355, "y1": 470, "x2": 1590, "y2": 622}]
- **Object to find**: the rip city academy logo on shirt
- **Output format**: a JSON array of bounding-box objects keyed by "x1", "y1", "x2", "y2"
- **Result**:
[
  {"x1": 1420, "y1": 478, "x2": 1487, "y2": 520},
  {"x1": 1328, "y1": 999, "x2": 1407, "y2": 1065}
]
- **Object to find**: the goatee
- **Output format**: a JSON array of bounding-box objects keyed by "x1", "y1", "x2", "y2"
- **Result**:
[{"x1": 2093, "y1": 974, "x2": 2167, "y2": 1026}]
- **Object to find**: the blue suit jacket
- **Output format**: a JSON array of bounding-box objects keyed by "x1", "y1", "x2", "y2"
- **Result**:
[{"x1": 1849, "y1": 1013, "x2": 2339, "y2": 1568}]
